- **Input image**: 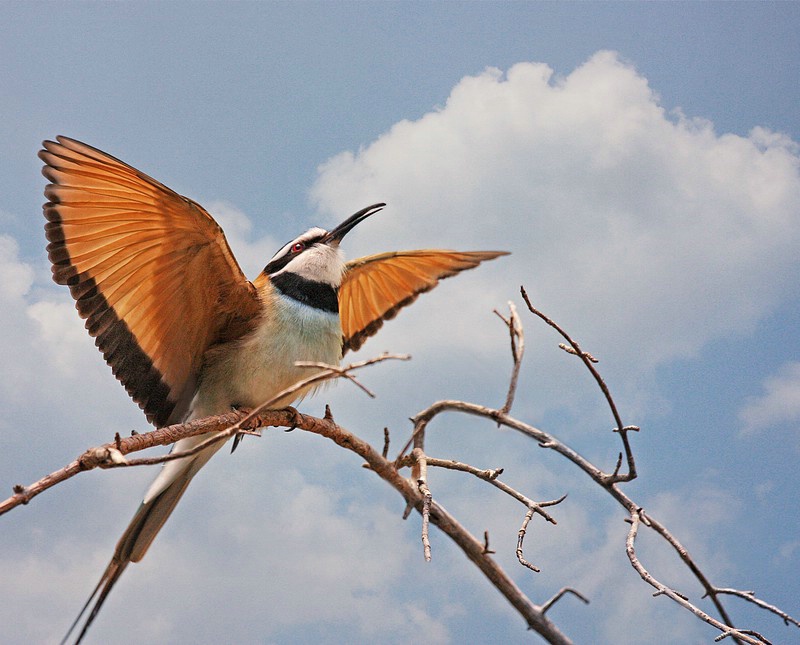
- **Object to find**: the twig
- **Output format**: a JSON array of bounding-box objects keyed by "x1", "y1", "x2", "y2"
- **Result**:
[
  {"x1": 711, "y1": 589, "x2": 800, "y2": 629},
  {"x1": 483, "y1": 530, "x2": 495, "y2": 555},
  {"x1": 494, "y1": 301, "x2": 524, "y2": 415},
  {"x1": 382, "y1": 428, "x2": 390, "y2": 459},
  {"x1": 412, "y1": 448, "x2": 433, "y2": 562},
  {"x1": 514, "y1": 494, "x2": 568, "y2": 573},
  {"x1": 625, "y1": 509, "x2": 768, "y2": 645},
  {"x1": 423, "y1": 457, "x2": 503, "y2": 481},
  {"x1": 519, "y1": 286, "x2": 637, "y2": 483},
  {"x1": 540, "y1": 588, "x2": 590, "y2": 614},
  {"x1": 294, "y1": 353, "x2": 409, "y2": 398},
  {"x1": 517, "y1": 508, "x2": 540, "y2": 572}
]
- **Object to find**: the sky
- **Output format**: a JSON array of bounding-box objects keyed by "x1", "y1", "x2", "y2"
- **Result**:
[{"x1": 1, "y1": 2, "x2": 799, "y2": 644}]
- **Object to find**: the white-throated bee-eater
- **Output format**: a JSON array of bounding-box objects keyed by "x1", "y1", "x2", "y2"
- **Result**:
[{"x1": 39, "y1": 136, "x2": 507, "y2": 643}]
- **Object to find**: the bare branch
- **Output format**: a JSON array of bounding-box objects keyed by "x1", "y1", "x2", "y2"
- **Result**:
[
  {"x1": 407, "y1": 395, "x2": 797, "y2": 641},
  {"x1": 540, "y1": 588, "x2": 590, "y2": 614},
  {"x1": 7, "y1": 295, "x2": 796, "y2": 644},
  {"x1": 516, "y1": 508, "x2": 540, "y2": 572},
  {"x1": 412, "y1": 448, "x2": 433, "y2": 562},
  {"x1": 711, "y1": 589, "x2": 800, "y2": 629},
  {"x1": 0, "y1": 353, "x2": 410, "y2": 516},
  {"x1": 494, "y1": 300, "x2": 524, "y2": 415},
  {"x1": 519, "y1": 286, "x2": 637, "y2": 483},
  {"x1": 625, "y1": 509, "x2": 768, "y2": 645},
  {"x1": 1, "y1": 409, "x2": 250, "y2": 516}
]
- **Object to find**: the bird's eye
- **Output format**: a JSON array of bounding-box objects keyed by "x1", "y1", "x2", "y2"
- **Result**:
[{"x1": 291, "y1": 242, "x2": 305, "y2": 253}]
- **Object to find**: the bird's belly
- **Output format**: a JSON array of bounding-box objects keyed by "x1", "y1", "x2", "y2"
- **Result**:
[{"x1": 190, "y1": 301, "x2": 342, "y2": 419}]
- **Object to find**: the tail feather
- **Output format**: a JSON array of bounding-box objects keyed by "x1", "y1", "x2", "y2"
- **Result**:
[
  {"x1": 63, "y1": 434, "x2": 225, "y2": 643},
  {"x1": 62, "y1": 559, "x2": 128, "y2": 645}
]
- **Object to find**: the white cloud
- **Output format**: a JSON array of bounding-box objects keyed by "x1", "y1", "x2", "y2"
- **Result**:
[
  {"x1": 739, "y1": 361, "x2": 800, "y2": 437},
  {"x1": 0, "y1": 235, "x2": 34, "y2": 298},
  {"x1": 311, "y1": 51, "x2": 800, "y2": 384},
  {"x1": 0, "y1": 235, "x2": 56, "y2": 402},
  {"x1": 26, "y1": 301, "x2": 93, "y2": 376}
]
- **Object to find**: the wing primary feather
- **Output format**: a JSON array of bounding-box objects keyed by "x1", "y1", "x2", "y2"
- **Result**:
[{"x1": 41, "y1": 135, "x2": 262, "y2": 427}]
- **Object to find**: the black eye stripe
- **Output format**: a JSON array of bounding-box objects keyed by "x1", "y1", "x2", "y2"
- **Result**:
[
  {"x1": 263, "y1": 232, "x2": 327, "y2": 275},
  {"x1": 263, "y1": 253, "x2": 292, "y2": 275}
]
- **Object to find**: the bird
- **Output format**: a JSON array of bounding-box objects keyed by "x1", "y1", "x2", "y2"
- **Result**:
[{"x1": 39, "y1": 135, "x2": 507, "y2": 643}]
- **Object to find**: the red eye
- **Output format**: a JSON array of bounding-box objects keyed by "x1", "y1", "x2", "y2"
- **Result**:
[{"x1": 291, "y1": 242, "x2": 305, "y2": 253}]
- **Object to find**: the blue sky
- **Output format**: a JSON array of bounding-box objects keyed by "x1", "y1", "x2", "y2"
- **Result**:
[{"x1": 1, "y1": 3, "x2": 799, "y2": 644}]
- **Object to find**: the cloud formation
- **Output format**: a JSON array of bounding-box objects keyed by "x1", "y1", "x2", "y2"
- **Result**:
[
  {"x1": 739, "y1": 361, "x2": 800, "y2": 438},
  {"x1": 312, "y1": 51, "x2": 800, "y2": 378}
]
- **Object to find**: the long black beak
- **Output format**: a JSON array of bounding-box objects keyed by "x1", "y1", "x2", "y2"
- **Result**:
[{"x1": 322, "y1": 203, "x2": 385, "y2": 245}]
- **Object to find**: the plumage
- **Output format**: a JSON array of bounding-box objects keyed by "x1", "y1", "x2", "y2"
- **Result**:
[
  {"x1": 40, "y1": 136, "x2": 507, "y2": 643},
  {"x1": 41, "y1": 137, "x2": 261, "y2": 427},
  {"x1": 340, "y1": 250, "x2": 508, "y2": 352}
]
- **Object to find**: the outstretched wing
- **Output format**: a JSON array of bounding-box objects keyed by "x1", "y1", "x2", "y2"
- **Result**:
[
  {"x1": 40, "y1": 136, "x2": 261, "y2": 427},
  {"x1": 340, "y1": 250, "x2": 508, "y2": 353}
]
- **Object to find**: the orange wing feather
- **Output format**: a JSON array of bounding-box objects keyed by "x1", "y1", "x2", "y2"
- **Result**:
[
  {"x1": 340, "y1": 250, "x2": 508, "y2": 353},
  {"x1": 40, "y1": 136, "x2": 261, "y2": 427}
]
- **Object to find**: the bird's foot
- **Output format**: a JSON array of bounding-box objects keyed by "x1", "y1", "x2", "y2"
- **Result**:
[{"x1": 283, "y1": 406, "x2": 301, "y2": 432}]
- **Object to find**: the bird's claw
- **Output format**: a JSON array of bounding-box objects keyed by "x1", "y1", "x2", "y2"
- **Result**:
[{"x1": 283, "y1": 406, "x2": 301, "y2": 432}]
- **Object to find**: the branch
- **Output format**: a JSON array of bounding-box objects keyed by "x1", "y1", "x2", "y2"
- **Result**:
[
  {"x1": 625, "y1": 509, "x2": 769, "y2": 645},
  {"x1": 405, "y1": 289, "x2": 798, "y2": 643},
  {"x1": 6, "y1": 294, "x2": 796, "y2": 644},
  {"x1": 494, "y1": 300, "x2": 524, "y2": 415},
  {"x1": 403, "y1": 450, "x2": 567, "y2": 574},
  {"x1": 2, "y1": 349, "x2": 574, "y2": 642},
  {"x1": 710, "y1": 589, "x2": 800, "y2": 629},
  {"x1": 0, "y1": 353, "x2": 409, "y2": 516},
  {"x1": 1, "y1": 410, "x2": 251, "y2": 516},
  {"x1": 519, "y1": 286, "x2": 637, "y2": 483}
]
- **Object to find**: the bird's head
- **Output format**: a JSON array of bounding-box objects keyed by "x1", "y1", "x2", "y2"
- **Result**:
[
  {"x1": 263, "y1": 202, "x2": 384, "y2": 285},
  {"x1": 260, "y1": 203, "x2": 384, "y2": 308}
]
